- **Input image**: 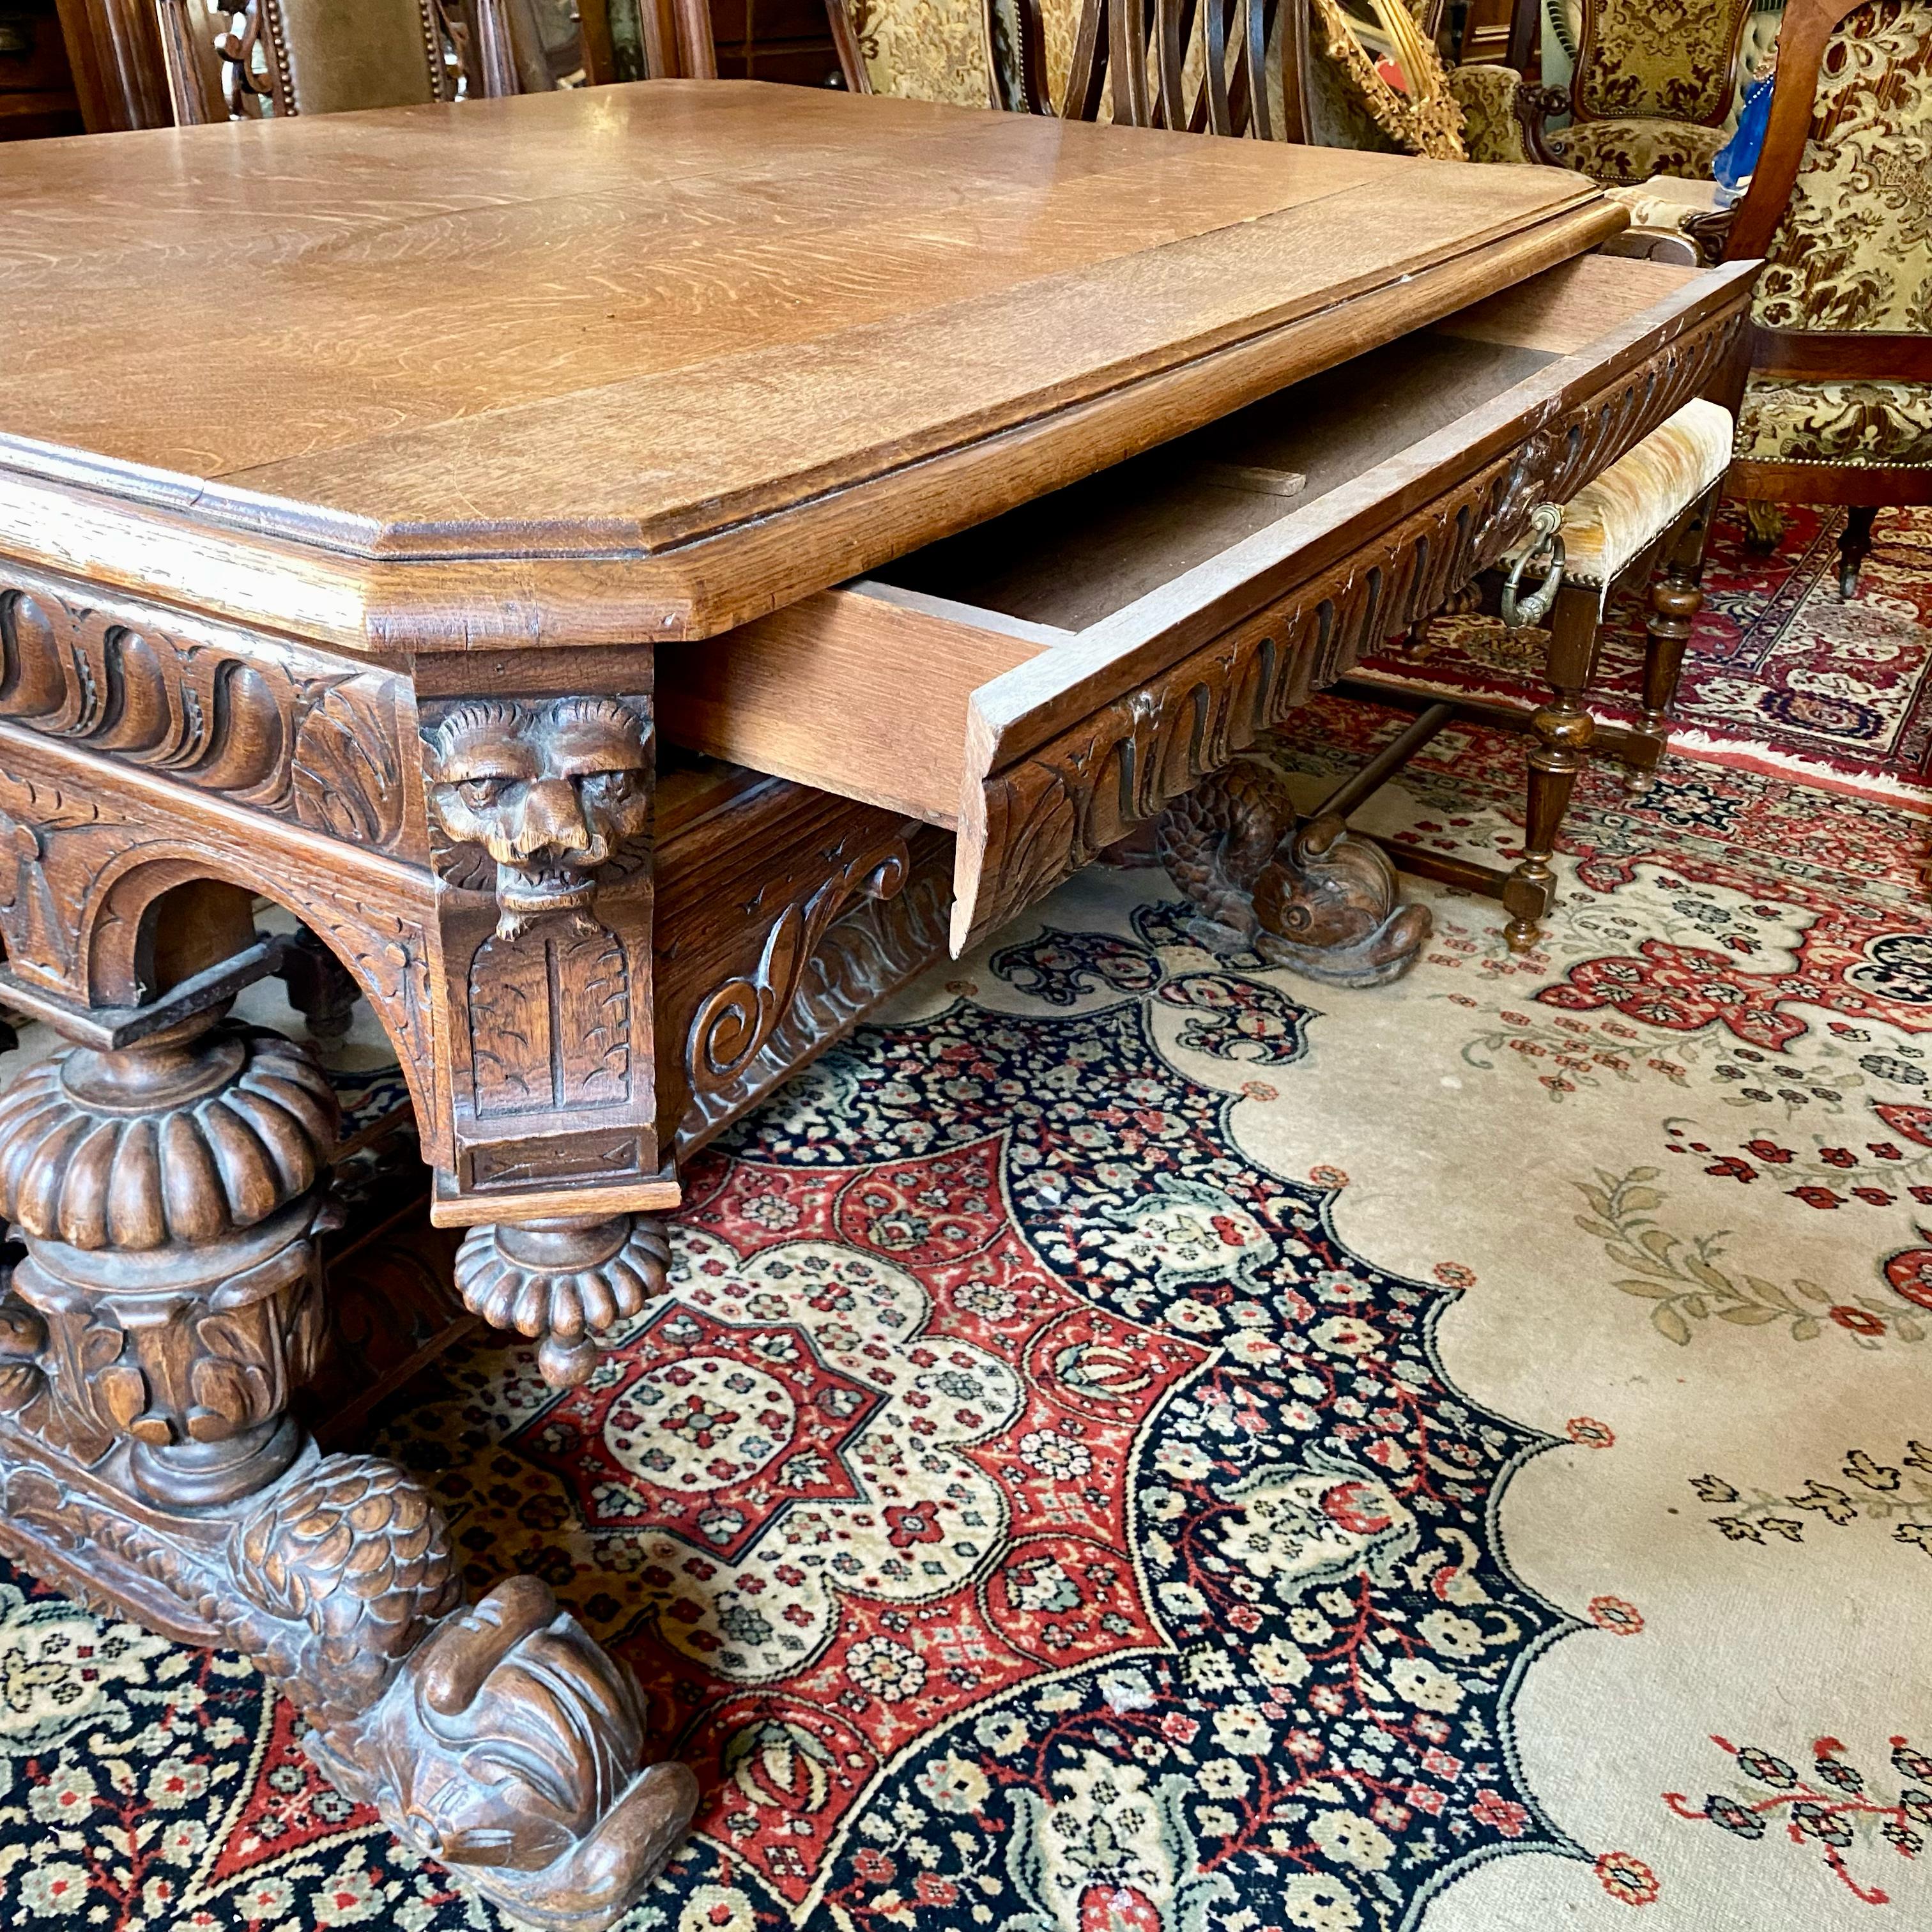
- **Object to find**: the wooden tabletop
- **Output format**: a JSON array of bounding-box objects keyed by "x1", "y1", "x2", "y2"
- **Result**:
[{"x1": 0, "y1": 82, "x2": 1620, "y2": 649}]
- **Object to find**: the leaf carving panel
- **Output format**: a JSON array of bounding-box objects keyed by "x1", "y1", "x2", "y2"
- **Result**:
[
  {"x1": 418, "y1": 691, "x2": 663, "y2": 1202},
  {"x1": 0, "y1": 573, "x2": 411, "y2": 854}
]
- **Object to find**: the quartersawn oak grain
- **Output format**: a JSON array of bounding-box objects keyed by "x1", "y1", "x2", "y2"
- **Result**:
[{"x1": 0, "y1": 79, "x2": 1618, "y2": 648}]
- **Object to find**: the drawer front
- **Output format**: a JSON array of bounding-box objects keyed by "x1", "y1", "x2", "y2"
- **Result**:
[{"x1": 658, "y1": 254, "x2": 1756, "y2": 957}]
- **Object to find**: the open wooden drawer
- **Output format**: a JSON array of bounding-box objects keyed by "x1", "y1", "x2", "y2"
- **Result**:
[{"x1": 657, "y1": 251, "x2": 1756, "y2": 956}]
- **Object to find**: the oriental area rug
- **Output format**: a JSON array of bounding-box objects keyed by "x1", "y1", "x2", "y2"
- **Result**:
[{"x1": 1, "y1": 659, "x2": 1930, "y2": 1930}]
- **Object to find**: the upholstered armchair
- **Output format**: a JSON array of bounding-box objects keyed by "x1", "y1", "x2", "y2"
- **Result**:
[
  {"x1": 824, "y1": 0, "x2": 1004, "y2": 102},
  {"x1": 1707, "y1": 0, "x2": 1932, "y2": 595},
  {"x1": 1522, "y1": 0, "x2": 1756, "y2": 182}
]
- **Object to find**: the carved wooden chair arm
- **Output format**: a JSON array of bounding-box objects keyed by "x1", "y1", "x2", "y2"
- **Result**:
[
  {"x1": 1679, "y1": 203, "x2": 1738, "y2": 267},
  {"x1": 1513, "y1": 81, "x2": 1570, "y2": 167},
  {"x1": 823, "y1": 0, "x2": 871, "y2": 91}
]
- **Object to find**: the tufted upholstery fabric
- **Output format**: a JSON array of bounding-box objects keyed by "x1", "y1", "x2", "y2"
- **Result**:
[
  {"x1": 1546, "y1": 113, "x2": 1729, "y2": 181},
  {"x1": 1446, "y1": 59, "x2": 1535, "y2": 161},
  {"x1": 1737, "y1": 378, "x2": 1932, "y2": 466},
  {"x1": 849, "y1": 0, "x2": 996, "y2": 104},
  {"x1": 1560, "y1": 398, "x2": 1736, "y2": 595},
  {"x1": 1602, "y1": 172, "x2": 1722, "y2": 228}
]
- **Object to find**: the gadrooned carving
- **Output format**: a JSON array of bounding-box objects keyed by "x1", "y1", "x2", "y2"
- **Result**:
[
  {"x1": 454, "y1": 1213, "x2": 671, "y2": 1389},
  {"x1": 422, "y1": 697, "x2": 652, "y2": 937},
  {"x1": 0, "y1": 1019, "x2": 342, "y2": 1506},
  {"x1": 0, "y1": 581, "x2": 408, "y2": 851}
]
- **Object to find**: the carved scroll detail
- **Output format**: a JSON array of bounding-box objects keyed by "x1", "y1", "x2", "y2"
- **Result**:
[
  {"x1": 959, "y1": 305, "x2": 1745, "y2": 952},
  {"x1": 678, "y1": 840, "x2": 953, "y2": 1151},
  {"x1": 687, "y1": 832, "x2": 910, "y2": 1101},
  {"x1": 0, "y1": 581, "x2": 408, "y2": 852}
]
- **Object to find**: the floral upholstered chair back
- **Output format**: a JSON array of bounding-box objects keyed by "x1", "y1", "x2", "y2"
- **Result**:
[
  {"x1": 1731, "y1": 0, "x2": 1932, "y2": 477},
  {"x1": 1546, "y1": 0, "x2": 1756, "y2": 181},
  {"x1": 835, "y1": 0, "x2": 1004, "y2": 103}
]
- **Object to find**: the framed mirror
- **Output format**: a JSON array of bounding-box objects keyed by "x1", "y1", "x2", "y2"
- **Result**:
[{"x1": 1303, "y1": 0, "x2": 1466, "y2": 159}]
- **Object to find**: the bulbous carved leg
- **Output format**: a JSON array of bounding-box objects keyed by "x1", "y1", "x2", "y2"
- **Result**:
[
  {"x1": 0, "y1": 1010, "x2": 340, "y2": 1506},
  {"x1": 0, "y1": 1012, "x2": 697, "y2": 1931},
  {"x1": 1157, "y1": 762, "x2": 1432, "y2": 989},
  {"x1": 454, "y1": 1213, "x2": 671, "y2": 1388}
]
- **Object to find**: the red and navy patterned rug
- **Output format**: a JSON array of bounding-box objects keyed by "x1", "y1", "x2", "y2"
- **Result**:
[{"x1": 0, "y1": 700, "x2": 1929, "y2": 1928}]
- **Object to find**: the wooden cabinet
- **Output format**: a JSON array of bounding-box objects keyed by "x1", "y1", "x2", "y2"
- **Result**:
[
  {"x1": 0, "y1": 1, "x2": 83, "y2": 139},
  {"x1": 709, "y1": 0, "x2": 840, "y2": 84}
]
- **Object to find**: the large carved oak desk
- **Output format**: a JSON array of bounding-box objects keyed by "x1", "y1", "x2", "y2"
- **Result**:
[{"x1": 0, "y1": 80, "x2": 1751, "y2": 1929}]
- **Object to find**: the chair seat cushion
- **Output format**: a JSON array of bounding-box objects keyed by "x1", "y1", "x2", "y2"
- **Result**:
[
  {"x1": 1603, "y1": 175, "x2": 1722, "y2": 233},
  {"x1": 1561, "y1": 397, "x2": 1735, "y2": 589},
  {"x1": 1735, "y1": 376, "x2": 1932, "y2": 468},
  {"x1": 1547, "y1": 118, "x2": 1728, "y2": 186}
]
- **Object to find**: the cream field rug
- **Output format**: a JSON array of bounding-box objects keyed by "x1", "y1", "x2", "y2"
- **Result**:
[{"x1": 0, "y1": 694, "x2": 1924, "y2": 1932}]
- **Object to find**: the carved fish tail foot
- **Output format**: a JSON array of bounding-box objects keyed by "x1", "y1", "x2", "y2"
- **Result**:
[
  {"x1": 1158, "y1": 769, "x2": 1430, "y2": 988},
  {"x1": 0, "y1": 1433, "x2": 696, "y2": 1932},
  {"x1": 1249, "y1": 814, "x2": 1433, "y2": 988},
  {"x1": 1155, "y1": 758, "x2": 1303, "y2": 941},
  {"x1": 453, "y1": 1213, "x2": 672, "y2": 1388},
  {"x1": 231, "y1": 1469, "x2": 697, "y2": 1930}
]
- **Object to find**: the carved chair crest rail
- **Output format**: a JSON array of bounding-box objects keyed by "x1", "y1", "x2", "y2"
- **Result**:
[{"x1": 0, "y1": 81, "x2": 1754, "y2": 1929}]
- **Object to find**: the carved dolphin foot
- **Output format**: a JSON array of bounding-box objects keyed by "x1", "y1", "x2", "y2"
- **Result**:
[
  {"x1": 1158, "y1": 764, "x2": 1432, "y2": 990},
  {"x1": 227, "y1": 1457, "x2": 698, "y2": 1932},
  {"x1": 454, "y1": 1214, "x2": 672, "y2": 1388}
]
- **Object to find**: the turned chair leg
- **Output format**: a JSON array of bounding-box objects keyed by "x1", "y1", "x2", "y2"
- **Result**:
[
  {"x1": 276, "y1": 923, "x2": 362, "y2": 1045},
  {"x1": 1839, "y1": 505, "x2": 1878, "y2": 601},
  {"x1": 1625, "y1": 484, "x2": 1718, "y2": 792},
  {"x1": 1503, "y1": 581, "x2": 1599, "y2": 953}
]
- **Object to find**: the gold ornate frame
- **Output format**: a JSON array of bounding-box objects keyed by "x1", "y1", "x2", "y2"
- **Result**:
[{"x1": 1308, "y1": 0, "x2": 1466, "y2": 161}]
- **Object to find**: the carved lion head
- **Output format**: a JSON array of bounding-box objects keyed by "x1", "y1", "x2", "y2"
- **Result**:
[{"x1": 425, "y1": 698, "x2": 652, "y2": 935}]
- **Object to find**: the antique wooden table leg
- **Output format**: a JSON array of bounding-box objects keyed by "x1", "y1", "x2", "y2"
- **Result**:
[
  {"x1": 0, "y1": 978, "x2": 696, "y2": 1932},
  {"x1": 0, "y1": 572, "x2": 698, "y2": 1929}
]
